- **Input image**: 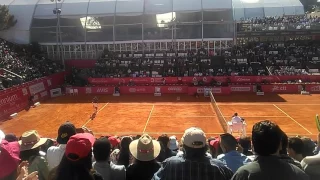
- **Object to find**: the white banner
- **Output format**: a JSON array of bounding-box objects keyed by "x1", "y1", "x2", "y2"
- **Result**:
[
  {"x1": 50, "y1": 88, "x2": 62, "y2": 98},
  {"x1": 29, "y1": 82, "x2": 45, "y2": 94}
]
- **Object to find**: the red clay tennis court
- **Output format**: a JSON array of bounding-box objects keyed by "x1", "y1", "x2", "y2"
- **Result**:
[{"x1": 0, "y1": 94, "x2": 319, "y2": 139}]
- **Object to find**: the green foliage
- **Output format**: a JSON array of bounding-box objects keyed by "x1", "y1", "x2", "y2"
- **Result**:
[{"x1": 0, "y1": 5, "x2": 17, "y2": 31}]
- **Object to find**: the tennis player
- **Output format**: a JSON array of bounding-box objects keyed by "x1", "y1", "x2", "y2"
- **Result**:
[
  {"x1": 231, "y1": 113, "x2": 244, "y2": 123},
  {"x1": 91, "y1": 96, "x2": 98, "y2": 120}
]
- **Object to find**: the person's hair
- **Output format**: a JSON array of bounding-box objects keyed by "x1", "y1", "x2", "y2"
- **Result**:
[
  {"x1": 279, "y1": 131, "x2": 288, "y2": 155},
  {"x1": 19, "y1": 147, "x2": 40, "y2": 162},
  {"x1": 234, "y1": 113, "x2": 238, "y2": 116},
  {"x1": 252, "y1": 120, "x2": 282, "y2": 156},
  {"x1": 288, "y1": 137, "x2": 304, "y2": 154},
  {"x1": 238, "y1": 136, "x2": 251, "y2": 151},
  {"x1": 55, "y1": 151, "x2": 94, "y2": 180},
  {"x1": 220, "y1": 133, "x2": 237, "y2": 151},
  {"x1": 117, "y1": 137, "x2": 132, "y2": 167},
  {"x1": 301, "y1": 137, "x2": 315, "y2": 157},
  {"x1": 183, "y1": 145, "x2": 208, "y2": 159},
  {"x1": 157, "y1": 134, "x2": 169, "y2": 148},
  {"x1": 93, "y1": 137, "x2": 111, "y2": 162}
]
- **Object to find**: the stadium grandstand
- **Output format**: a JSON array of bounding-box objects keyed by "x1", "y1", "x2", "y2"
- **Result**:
[{"x1": 2, "y1": 0, "x2": 320, "y2": 180}]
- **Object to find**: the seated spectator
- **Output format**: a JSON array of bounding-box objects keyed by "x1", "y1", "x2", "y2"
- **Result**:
[
  {"x1": 92, "y1": 137, "x2": 126, "y2": 180},
  {"x1": 153, "y1": 127, "x2": 233, "y2": 180},
  {"x1": 278, "y1": 131, "x2": 302, "y2": 169},
  {"x1": 127, "y1": 134, "x2": 161, "y2": 180},
  {"x1": 217, "y1": 133, "x2": 251, "y2": 172},
  {"x1": 208, "y1": 138, "x2": 223, "y2": 158},
  {"x1": 0, "y1": 139, "x2": 39, "y2": 180},
  {"x1": 232, "y1": 120, "x2": 308, "y2": 180},
  {"x1": 19, "y1": 130, "x2": 49, "y2": 180},
  {"x1": 288, "y1": 137, "x2": 304, "y2": 162},
  {"x1": 108, "y1": 136, "x2": 120, "y2": 150},
  {"x1": 47, "y1": 122, "x2": 76, "y2": 170},
  {"x1": 157, "y1": 134, "x2": 177, "y2": 162},
  {"x1": 5, "y1": 133, "x2": 18, "y2": 142},
  {"x1": 168, "y1": 136, "x2": 179, "y2": 152},
  {"x1": 50, "y1": 133, "x2": 103, "y2": 180},
  {"x1": 301, "y1": 137, "x2": 316, "y2": 157},
  {"x1": 114, "y1": 136, "x2": 133, "y2": 168},
  {"x1": 301, "y1": 133, "x2": 320, "y2": 180},
  {"x1": 238, "y1": 136, "x2": 253, "y2": 156}
]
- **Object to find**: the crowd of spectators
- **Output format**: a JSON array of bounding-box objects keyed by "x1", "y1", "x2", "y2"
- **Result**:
[
  {"x1": 0, "y1": 39, "x2": 63, "y2": 89},
  {"x1": 238, "y1": 15, "x2": 320, "y2": 31},
  {"x1": 1, "y1": 120, "x2": 319, "y2": 180}
]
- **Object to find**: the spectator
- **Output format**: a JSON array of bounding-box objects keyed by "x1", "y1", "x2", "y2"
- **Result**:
[
  {"x1": 19, "y1": 130, "x2": 49, "y2": 180},
  {"x1": 288, "y1": 137, "x2": 304, "y2": 162},
  {"x1": 156, "y1": 134, "x2": 177, "y2": 162},
  {"x1": 238, "y1": 136, "x2": 253, "y2": 156},
  {"x1": 93, "y1": 137, "x2": 126, "y2": 180},
  {"x1": 231, "y1": 120, "x2": 309, "y2": 180},
  {"x1": 5, "y1": 133, "x2": 18, "y2": 142},
  {"x1": 110, "y1": 136, "x2": 133, "y2": 168},
  {"x1": 50, "y1": 133, "x2": 103, "y2": 180},
  {"x1": 278, "y1": 132, "x2": 302, "y2": 169},
  {"x1": 127, "y1": 134, "x2": 161, "y2": 180},
  {"x1": 208, "y1": 138, "x2": 223, "y2": 158},
  {"x1": 108, "y1": 136, "x2": 120, "y2": 150},
  {"x1": 153, "y1": 127, "x2": 234, "y2": 180},
  {"x1": 168, "y1": 136, "x2": 179, "y2": 152},
  {"x1": 46, "y1": 122, "x2": 76, "y2": 170},
  {"x1": 301, "y1": 133, "x2": 320, "y2": 180},
  {"x1": 301, "y1": 137, "x2": 316, "y2": 157},
  {"x1": 217, "y1": 133, "x2": 251, "y2": 172}
]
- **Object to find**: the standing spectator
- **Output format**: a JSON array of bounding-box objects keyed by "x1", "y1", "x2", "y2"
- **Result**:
[
  {"x1": 127, "y1": 134, "x2": 161, "y2": 180},
  {"x1": 153, "y1": 127, "x2": 234, "y2": 180},
  {"x1": 231, "y1": 120, "x2": 309, "y2": 180},
  {"x1": 19, "y1": 130, "x2": 49, "y2": 180},
  {"x1": 93, "y1": 137, "x2": 126, "y2": 180},
  {"x1": 217, "y1": 133, "x2": 251, "y2": 172},
  {"x1": 51, "y1": 133, "x2": 103, "y2": 180},
  {"x1": 288, "y1": 137, "x2": 304, "y2": 162},
  {"x1": 47, "y1": 122, "x2": 76, "y2": 170}
]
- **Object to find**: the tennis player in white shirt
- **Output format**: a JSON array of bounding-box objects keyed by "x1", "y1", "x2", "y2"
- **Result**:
[{"x1": 231, "y1": 113, "x2": 244, "y2": 123}]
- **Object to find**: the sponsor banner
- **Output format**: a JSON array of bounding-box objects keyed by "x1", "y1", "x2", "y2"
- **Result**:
[
  {"x1": 0, "y1": 89, "x2": 29, "y2": 120},
  {"x1": 230, "y1": 86, "x2": 253, "y2": 92},
  {"x1": 29, "y1": 82, "x2": 45, "y2": 94},
  {"x1": 50, "y1": 88, "x2": 61, "y2": 97},
  {"x1": 261, "y1": 84, "x2": 300, "y2": 93},
  {"x1": 88, "y1": 75, "x2": 320, "y2": 85},
  {"x1": 306, "y1": 84, "x2": 320, "y2": 93},
  {"x1": 40, "y1": 91, "x2": 48, "y2": 98},
  {"x1": 188, "y1": 87, "x2": 231, "y2": 95}
]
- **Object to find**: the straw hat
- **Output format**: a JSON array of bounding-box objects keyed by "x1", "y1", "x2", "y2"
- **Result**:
[
  {"x1": 19, "y1": 130, "x2": 48, "y2": 151},
  {"x1": 129, "y1": 134, "x2": 160, "y2": 161}
]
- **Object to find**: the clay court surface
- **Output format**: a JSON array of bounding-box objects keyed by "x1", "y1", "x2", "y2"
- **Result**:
[{"x1": 1, "y1": 94, "x2": 320, "y2": 139}]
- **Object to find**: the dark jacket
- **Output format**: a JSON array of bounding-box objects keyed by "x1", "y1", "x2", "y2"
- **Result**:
[{"x1": 126, "y1": 160, "x2": 160, "y2": 180}]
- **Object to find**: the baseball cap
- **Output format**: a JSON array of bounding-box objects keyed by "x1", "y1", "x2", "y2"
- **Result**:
[
  {"x1": 108, "y1": 136, "x2": 120, "y2": 147},
  {"x1": 57, "y1": 121, "x2": 76, "y2": 144},
  {"x1": 209, "y1": 138, "x2": 220, "y2": 150},
  {"x1": 65, "y1": 133, "x2": 95, "y2": 161},
  {"x1": 168, "y1": 136, "x2": 179, "y2": 150},
  {"x1": 181, "y1": 127, "x2": 206, "y2": 148},
  {"x1": 0, "y1": 140, "x2": 21, "y2": 179}
]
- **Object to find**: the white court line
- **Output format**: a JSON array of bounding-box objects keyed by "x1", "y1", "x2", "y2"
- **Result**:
[
  {"x1": 143, "y1": 105, "x2": 155, "y2": 133},
  {"x1": 273, "y1": 104, "x2": 312, "y2": 135},
  {"x1": 82, "y1": 103, "x2": 109, "y2": 127}
]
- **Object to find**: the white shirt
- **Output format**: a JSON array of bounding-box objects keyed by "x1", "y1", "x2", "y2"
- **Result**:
[
  {"x1": 46, "y1": 144, "x2": 66, "y2": 170},
  {"x1": 231, "y1": 116, "x2": 243, "y2": 123}
]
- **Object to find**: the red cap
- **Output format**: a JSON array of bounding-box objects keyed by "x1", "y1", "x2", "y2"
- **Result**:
[
  {"x1": 65, "y1": 133, "x2": 95, "y2": 161},
  {"x1": 209, "y1": 138, "x2": 220, "y2": 150},
  {"x1": 108, "y1": 136, "x2": 120, "y2": 147},
  {"x1": 0, "y1": 140, "x2": 21, "y2": 178}
]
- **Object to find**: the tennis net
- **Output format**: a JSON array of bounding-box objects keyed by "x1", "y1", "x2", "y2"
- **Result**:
[{"x1": 209, "y1": 91, "x2": 228, "y2": 132}]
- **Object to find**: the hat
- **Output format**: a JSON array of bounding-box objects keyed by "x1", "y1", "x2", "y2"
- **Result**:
[
  {"x1": 57, "y1": 121, "x2": 76, "y2": 144},
  {"x1": 65, "y1": 133, "x2": 95, "y2": 161},
  {"x1": 0, "y1": 140, "x2": 20, "y2": 179},
  {"x1": 209, "y1": 138, "x2": 220, "y2": 150},
  {"x1": 19, "y1": 130, "x2": 48, "y2": 151},
  {"x1": 108, "y1": 136, "x2": 120, "y2": 147},
  {"x1": 168, "y1": 136, "x2": 179, "y2": 150},
  {"x1": 0, "y1": 130, "x2": 4, "y2": 143},
  {"x1": 182, "y1": 127, "x2": 206, "y2": 148},
  {"x1": 129, "y1": 134, "x2": 161, "y2": 161}
]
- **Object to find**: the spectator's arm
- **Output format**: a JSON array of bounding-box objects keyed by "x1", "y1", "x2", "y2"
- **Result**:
[{"x1": 152, "y1": 160, "x2": 168, "y2": 180}]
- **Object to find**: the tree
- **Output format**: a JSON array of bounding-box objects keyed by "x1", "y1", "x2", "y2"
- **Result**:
[{"x1": 0, "y1": 5, "x2": 17, "y2": 31}]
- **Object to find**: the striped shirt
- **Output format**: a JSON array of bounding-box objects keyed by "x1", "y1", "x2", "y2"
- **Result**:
[{"x1": 152, "y1": 155, "x2": 233, "y2": 180}]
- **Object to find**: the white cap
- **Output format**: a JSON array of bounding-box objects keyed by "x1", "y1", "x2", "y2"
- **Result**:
[
  {"x1": 181, "y1": 127, "x2": 206, "y2": 148},
  {"x1": 168, "y1": 136, "x2": 179, "y2": 150}
]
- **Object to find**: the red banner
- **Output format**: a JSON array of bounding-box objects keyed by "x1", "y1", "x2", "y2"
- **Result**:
[
  {"x1": 229, "y1": 85, "x2": 254, "y2": 93},
  {"x1": 88, "y1": 75, "x2": 320, "y2": 85},
  {"x1": 261, "y1": 84, "x2": 301, "y2": 93},
  {"x1": 306, "y1": 84, "x2": 320, "y2": 93},
  {"x1": 0, "y1": 72, "x2": 66, "y2": 121}
]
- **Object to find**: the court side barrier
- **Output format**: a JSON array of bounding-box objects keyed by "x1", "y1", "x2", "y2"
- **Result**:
[
  {"x1": 88, "y1": 75, "x2": 320, "y2": 85},
  {"x1": 0, "y1": 72, "x2": 66, "y2": 121}
]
